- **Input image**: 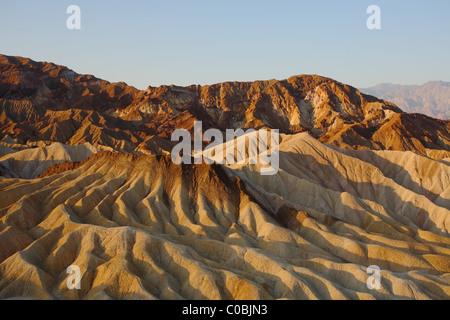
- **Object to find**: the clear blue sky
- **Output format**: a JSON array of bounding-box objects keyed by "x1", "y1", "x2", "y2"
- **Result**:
[{"x1": 1, "y1": 0, "x2": 449, "y2": 89}]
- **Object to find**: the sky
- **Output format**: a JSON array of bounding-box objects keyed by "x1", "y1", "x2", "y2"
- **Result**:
[{"x1": 1, "y1": 0, "x2": 450, "y2": 90}]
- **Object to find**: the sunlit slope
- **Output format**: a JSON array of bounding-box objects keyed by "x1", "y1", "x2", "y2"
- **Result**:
[
  {"x1": 0, "y1": 142, "x2": 98, "y2": 179},
  {"x1": 0, "y1": 134, "x2": 449, "y2": 300}
]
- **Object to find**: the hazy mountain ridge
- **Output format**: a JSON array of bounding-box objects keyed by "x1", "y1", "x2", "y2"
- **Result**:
[{"x1": 361, "y1": 81, "x2": 450, "y2": 120}]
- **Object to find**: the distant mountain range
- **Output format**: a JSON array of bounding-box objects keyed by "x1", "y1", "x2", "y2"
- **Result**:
[{"x1": 361, "y1": 81, "x2": 450, "y2": 120}]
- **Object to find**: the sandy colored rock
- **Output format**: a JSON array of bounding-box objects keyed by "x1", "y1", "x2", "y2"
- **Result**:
[{"x1": 0, "y1": 134, "x2": 449, "y2": 300}]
